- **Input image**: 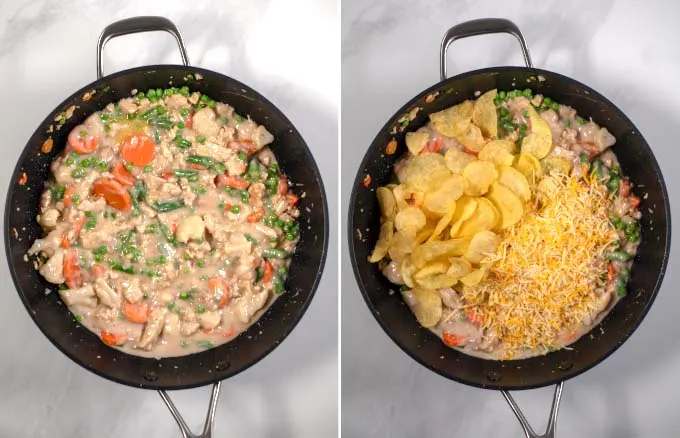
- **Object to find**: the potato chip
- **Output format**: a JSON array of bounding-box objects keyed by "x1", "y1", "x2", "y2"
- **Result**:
[
  {"x1": 456, "y1": 123, "x2": 486, "y2": 152},
  {"x1": 460, "y1": 263, "x2": 491, "y2": 287},
  {"x1": 429, "y1": 203, "x2": 457, "y2": 242},
  {"x1": 394, "y1": 206, "x2": 426, "y2": 235},
  {"x1": 407, "y1": 288, "x2": 443, "y2": 327},
  {"x1": 537, "y1": 175, "x2": 559, "y2": 198},
  {"x1": 368, "y1": 220, "x2": 394, "y2": 263},
  {"x1": 416, "y1": 222, "x2": 436, "y2": 244},
  {"x1": 514, "y1": 152, "x2": 542, "y2": 184},
  {"x1": 472, "y1": 89, "x2": 498, "y2": 138},
  {"x1": 444, "y1": 147, "x2": 476, "y2": 175},
  {"x1": 520, "y1": 106, "x2": 553, "y2": 159},
  {"x1": 388, "y1": 231, "x2": 416, "y2": 263},
  {"x1": 541, "y1": 156, "x2": 573, "y2": 175},
  {"x1": 414, "y1": 260, "x2": 450, "y2": 279},
  {"x1": 486, "y1": 182, "x2": 524, "y2": 229},
  {"x1": 405, "y1": 131, "x2": 430, "y2": 156},
  {"x1": 429, "y1": 100, "x2": 473, "y2": 138},
  {"x1": 449, "y1": 197, "x2": 478, "y2": 237},
  {"x1": 393, "y1": 184, "x2": 425, "y2": 210},
  {"x1": 402, "y1": 153, "x2": 452, "y2": 192},
  {"x1": 462, "y1": 160, "x2": 498, "y2": 197},
  {"x1": 411, "y1": 237, "x2": 472, "y2": 268},
  {"x1": 478, "y1": 140, "x2": 516, "y2": 166},
  {"x1": 447, "y1": 257, "x2": 472, "y2": 279},
  {"x1": 401, "y1": 255, "x2": 416, "y2": 288},
  {"x1": 464, "y1": 230, "x2": 501, "y2": 264},
  {"x1": 422, "y1": 174, "x2": 465, "y2": 217},
  {"x1": 497, "y1": 165, "x2": 531, "y2": 202},
  {"x1": 376, "y1": 187, "x2": 397, "y2": 219},
  {"x1": 415, "y1": 274, "x2": 459, "y2": 289},
  {"x1": 456, "y1": 197, "x2": 499, "y2": 237}
]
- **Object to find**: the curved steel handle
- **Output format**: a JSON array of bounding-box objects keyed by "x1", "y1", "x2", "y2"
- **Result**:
[
  {"x1": 97, "y1": 16, "x2": 190, "y2": 79},
  {"x1": 440, "y1": 18, "x2": 533, "y2": 80},
  {"x1": 159, "y1": 381, "x2": 222, "y2": 438},
  {"x1": 501, "y1": 382, "x2": 564, "y2": 438}
]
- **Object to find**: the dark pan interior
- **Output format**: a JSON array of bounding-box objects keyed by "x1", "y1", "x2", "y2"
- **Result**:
[
  {"x1": 349, "y1": 67, "x2": 671, "y2": 390},
  {"x1": 5, "y1": 65, "x2": 328, "y2": 390}
]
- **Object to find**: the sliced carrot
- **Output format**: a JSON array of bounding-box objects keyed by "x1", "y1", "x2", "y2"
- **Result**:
[
  {"x1": 423, "y1": 137, "x2": 443, "y2": 153},
  {"x1": 113, "y1": 162, "x2": 136, "y2": 187},
  {"x1": 121, "y1": 134, "x2": 155, "y2": 167},
  {"x1": 63, "y1": 186, "x2": 75, "y2": 208},
  {"x1": 208, "y1": 277, "x2": 230, "y2": 308},
  {"x1": 185, "y1": 111, "x2": 194, "y2": 129},
  {"x1": 63, "y1": 250, "x2": 82, "y2": 289},
  {"x1": 607, "y1": 262, "x2": 616, "y2": 285},
  {"x1": 465, "y1": 308, "x2": 484, "y2": 326},
  {"x1": 286, "y1": 193, "x2": 299, "y2": 207},
  {"x1": 92, "y1": 264, "x2": 105, "y2": 277},
  {"x1": 171, "y1": 222, "x2": 178, "y2": 233},
  {"x1": 222, "y1": 175, "x2": 250, "y2": 190},
  {"x1": 18, "y1": 172, "x2": 27, "y2": 185},
  {"x1": 72, "y1": 216, "x2": 85, "y2": 239},
  {"x1": 161, "y1": 170, "x2": 174, "y2": 179},
  {"x1": 442, "y1": 332, "x2": 466, "y2": 347},
  {"x1": 629, "y1": 195, "x2": 640, "y2": 209},
  {"x1": 59, "y1": 234, "x2": 71, "y2": 249},
  {"x1": 362, "y1": 174, "x2": 371, "y2": 187},
  {"x1": 189, "y1": 163, "x2": 206, "y2": 170},
  {"x1": 262, "y1": 261, "x2": 274, "y2": 285},
  {"x1": 277, "y1": 176, "x2": 289, "y2": 195},
  {"x1": 247, "y1": 208, "x2": 265, "y2": 223},
  {"x1": 620, "y1": 180, "x2": 632, "y2": 197},
  {"x1": 92, "y1": 178, "x2": 132, "y2": 211},
  {"x1": 223, "y1": 327, "x2": 236, "y2": 338},
  {"x1": 100, "y1": 330, "x2": 127, "y2": 346},
  {"x1": 68, "y1": 129, "x2": 100, "y2": 154},
  {"x1": 122, "y1": 300, "x2": 150, "y2": 324}
]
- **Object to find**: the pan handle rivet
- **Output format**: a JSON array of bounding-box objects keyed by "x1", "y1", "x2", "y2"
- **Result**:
[
  {"x1": 142, "y1": 370, "x2": 158, "y2": 381},
  {"x1": 215, "y1": 361, "x2": 231, "y2": 371},
  {"x1": 486, "y1": 370, "x2": 502, "y2": 382}
]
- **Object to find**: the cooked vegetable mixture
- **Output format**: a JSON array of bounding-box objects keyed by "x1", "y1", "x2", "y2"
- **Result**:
[
  {"x1": 30, "y1": 87, "x2": 300, "y2": 357},
  {"x1": 370, "y1": 88, "x2": 641, "y2": 360}
]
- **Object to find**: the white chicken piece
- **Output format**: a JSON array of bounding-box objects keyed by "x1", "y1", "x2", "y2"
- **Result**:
[
  {"x1": 94, "y1": 278, "x2": 121, "y2": 309},
  {"x1": 175, "y1": 215, "x2": 205, "y2": 243},
  {"x1": 136, "y1": 308, "x2": 168, "y2": 350},
  {"x1": 197, "y1": 311, "x2": 222, "y2": 330},
  {"x1": 60, "y1": 284, "x2": 97, "y2": 308},
  {"x1": 234, "y1": 291, "x2": 269, "y2": 324},
  {"x1": 192, "y1": 107, "x2": 220, "y2": 138},
  {"x1": 38, "y1": 209, "x2": 60, "y2": 229},
  {"x1": 163, "y1": 312, "x2": 181, "y2": 338},
  {"x1": 39, "y1": 249, "x2": 65, "y2": 284}
]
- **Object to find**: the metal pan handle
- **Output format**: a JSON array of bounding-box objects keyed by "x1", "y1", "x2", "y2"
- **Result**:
[
  {"x1": 96, "y1": 16, "x2": 190, "y2": 79},
  {"x1": 159, "y1": 382, "x2": 222, "y2": 438},
  {"x1": 501, "y1": 382, "x2": 564, "y2": 438},
  {"x1": 439, "y1": 18, "x2": 533, "y2": 80}
]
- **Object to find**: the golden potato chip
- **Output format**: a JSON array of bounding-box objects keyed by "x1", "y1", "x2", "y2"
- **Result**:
[
  {"x1": 486, "y1": 182, "x2": 524, "y2": 229},
  {"x1": 449, "y1": 197, "x2": 478, "y2": 237},
  {"x1": 456, "y1": 197, "x2": 499, "y2": 237},
  {"x1": 429, "y1": 100, "x2": 473, "y2": 138},
  {"x1": 462, "y1": 160, "x2": 498, "y2": 197},
  {"x1": 456, "y1": 123, "x2": 486, "y2": 152},
  {"x1": 497, "y1": 165, "x2": 531, "y2": 202},
  {"x1": 401, "y1": 255, "x2": 416, "y2": 288},
  {"x1": 514, "y1": 152, "x2": 543, "y2": 184},
  {"x1": 402, "y1": 153, "x2": 452, "y2": 192},
  {"x1": 414, "y1": 260, "x2": 450, "y2": 279},
  {"x1": 411, "y1": 237, "x2": 472, "y2": 268},
  {"x1": 444, "y1": 147, "x2": 476, "y2": 175},
  {"x1": 405, "y1": 131, "x2": 430, "y2": 156},
  {"x1": 472, "y1": 89, "x2": 498, "y2": 138},
  {"x1": 542, "y1": 156, "x2": 573, "y2": 175},
  {"x1": 415, "y1": 274, "x2": 459, "y2": 289},
  {"x1": 478, "y1": 140, "x2": 516, "y2": 166},
  {"x1": 429, "y1": 203, "x2": 457, "y2": 242},
  {"x1": 464, "y1": 230, "x2": 501, "y2": 264},
  {"x1": 407, "y1": 288, "x2": 443, "y2": 327},
  {"x1": 520, "y1": 106, "x2": 553, "y2": 159},
  {"x1": 447, "y1": 257, "x2": 472, "y2": 279},
  {"x1": 376, "y1": 187, "x2": 397, "y2": 219},
  {"x1": 368, "y1": 220, "x2": 394, "y2": 263},
  {"x1": 394, "y1": 206, "x2": 426, "y2": 236},
  {"x1": 423, "y1": 174, "x2": 466, "y2": 217},
  {"x1": 393, "y1": 184, "x2": 425, "y2": 210},
  {"x1": 460, "y1": 264, "x2": 491, "y2": 287},
  {"x1": 416, "y1": 222, "x2": 436, "y2": 244},
  {"x1": 388, "y1": 231, "x2": 416, "y2": 263}
]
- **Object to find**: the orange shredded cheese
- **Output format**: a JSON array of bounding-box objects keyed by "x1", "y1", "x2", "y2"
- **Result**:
[{"x1": 461, "y1": 174, "x2": 618, "y2": 359}]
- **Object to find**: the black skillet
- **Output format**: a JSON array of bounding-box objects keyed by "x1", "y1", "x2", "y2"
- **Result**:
[
  {"x1": 348, "y1": 18, "x2": 670, "y2": 438},
  {"x1": 5, "y1": 16, "x2": 328, "y2": 437}
]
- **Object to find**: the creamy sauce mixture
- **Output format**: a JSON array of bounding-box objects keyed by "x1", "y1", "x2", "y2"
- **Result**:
[
  {"x1": 385, "y1": 91, "x2": 641, "y2": 360},
  {"x1": 30, "y1": 87, "x2": 300, "y2": 357}
]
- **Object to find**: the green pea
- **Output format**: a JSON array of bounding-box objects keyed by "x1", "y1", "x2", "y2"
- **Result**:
[
  {"x1": 208, "y1": 100, "x2": 216, "y2": 108},
  {"x1": 237, "y1": 151, "x2": 246, "y2": 161},
  {"x1": 177, "y1": 121, "x2": 185, "y2": 129},
  {"x1": 180, "y1": 86, "x2": 190, "y2": 96},
  {"x1": 551, "y1": 102, "x2": 559, "y2": 111},
  {"x1": 578, "y1": 117, "x2": 586, "y2": 125},
  {"x1": 580, "y1": 154, "x2": 589, "y2": 163},
  {"x1": 195, "y1": 304, "x2": 206, "y2": 313},
  {"x1": 200, "y1": 94, "x2": 209, "y2": 103},
  {"x1": 543, "y1": 97, "x2": 552, "y2": 105},
  {"x1": 180, "y1": 108, "x2": 190, "y2": 117},
  {"x1": 498, "y1": 90, "x2": 506, "y2": 100},
  {"x1": 231, "y1": 205, "x2": 240, "y2": 214},
  {"x1": 522, "y1": 88, "x2": 532, "y2": 98},
  {"x1": 71, "y1": 168, "x2": 86, "y2": 178},
  {"x1": 125, "y1": 163, "x2": 134, "y2": 171},
  {"x1": 66, "y1": 158, "x2": 74, "y2": 166},
  {"x1": 198, "y1": 135, "x2": 206, "y2": 144}
]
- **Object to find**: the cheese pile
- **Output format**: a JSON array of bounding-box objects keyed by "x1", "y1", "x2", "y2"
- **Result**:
[{"x1": 461, "y1": 174, "x2": 618, "y2": 358}]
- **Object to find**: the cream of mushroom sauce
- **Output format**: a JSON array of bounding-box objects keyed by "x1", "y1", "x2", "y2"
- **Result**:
[{"x1": 29, "y1": 88, "x2": 300, "y2": 357}]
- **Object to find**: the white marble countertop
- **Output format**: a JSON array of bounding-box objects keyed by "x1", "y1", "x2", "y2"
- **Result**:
[
  {"x1": 342, "y1": 0, "x2": 680, "y2": 437},
  {"x1": 0, "y1": 1, "x2": 338, "y2": 437}
]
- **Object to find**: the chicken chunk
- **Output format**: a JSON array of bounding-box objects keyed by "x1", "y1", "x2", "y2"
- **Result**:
[
  {"x1": 192, "y1": 107, "x2": 220, "y2": 138},
  {"x1": 136, "y1": 308, "x2": 167, "y2": 350},
  {"x1": 234, "y1": 290, "x2": 269, "y2": 324},
  {"x1": 60, "y1": 284, "x2": 97, "y2": 308},
  {"x1": 94, "y1": 278, "x2": 121, "y2": 309},
  {"x1": 39, "y1": 250, "x2": 65, "y2": 284},
  {"x1": 197, "y1": 311, "x2": 222, "y2": 330}
]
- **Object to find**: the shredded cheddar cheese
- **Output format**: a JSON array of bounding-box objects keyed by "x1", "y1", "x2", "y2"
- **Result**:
[{"x1": 461, "y1": 174, "x2": 618, "y2": 359}]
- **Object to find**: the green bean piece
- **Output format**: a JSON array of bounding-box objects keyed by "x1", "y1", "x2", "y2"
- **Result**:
[
  {"x1": 606, "y1": 177, "x2": 620, "y2": 193},
  {"x1": 152, "y1": 199, "x2": 185, "y2": 212},
  {"x1": 502, "y1": 121, "x2": 516, "y2": 132},
  {"x1": 111, "y1": 262, "x2": 135, "y2": 275},
  {"x1": 241, "y1": 190, "x2": 250, "y2": 204},
  {"x1": 145, "y1": 223, "x2": 159, "y2": 233},
  {"x1": 186, "y1": 155, "x2": 214, "y2": 167},
  {"x1": 213, "y1": 162, "x2": 226, "y2": 174},
  {"x1": 173, "y1": 169, "x2": 199, "y2": 178},
  {"x1": 176, "y1": 138, "x2": 192, "y2": 150},
  {"x1": 262, "y1": 248, "x2": 289, "y2": 259},
  {"x1": 273, "y1": 274, "x2": 285, "y2": 294},
  {"x1": 152, "y1": 118, "x2": 173, "y2": 130},
  {"x1": 180, "y1": 340, "x2": 189, "y2": 348},
  {"x1": 605, "y1": 250, "x2": 631, "y2": 262},
  {"x1": 146, "y1": 255, "x2": 167, "y2": 266},
  {"x1": 244, "y1": 234, "x2": 258, "y2": 244},
  {"x1": 93, "y1": 246, "x2": 108, "y2": 255},
  {"x1": 196, "y1": 340, "x2": 213, "y2": 349},
  {"x1": 615, "y1": 276, "x2": 627, "y2": 297}
]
